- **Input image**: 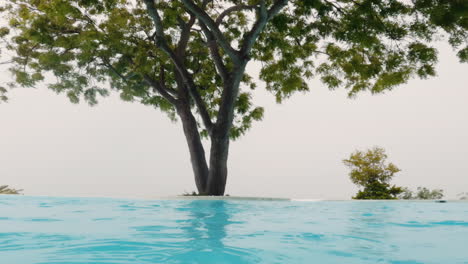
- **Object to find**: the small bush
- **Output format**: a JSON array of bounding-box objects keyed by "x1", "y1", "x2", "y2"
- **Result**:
[
  {"x1": 398, "y1": 187, "x2": 444, "y2": 200},
  {"x1": 0, "y1": 185, "x2": 23, "y2": 195}
]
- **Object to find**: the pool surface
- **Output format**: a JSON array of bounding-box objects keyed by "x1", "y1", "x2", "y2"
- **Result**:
[{"x1": 1, "y1": 196, "x2": 468, "y2": 264}]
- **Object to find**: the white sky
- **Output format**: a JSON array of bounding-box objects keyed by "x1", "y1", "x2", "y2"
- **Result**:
[{"x1": 0, "y1": 42, "x2": 467, "y2": 200}]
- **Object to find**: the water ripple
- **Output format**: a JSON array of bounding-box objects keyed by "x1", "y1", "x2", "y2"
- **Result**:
[{"x1": 1, "y1": 197, "x2": 468, "y2": 263}]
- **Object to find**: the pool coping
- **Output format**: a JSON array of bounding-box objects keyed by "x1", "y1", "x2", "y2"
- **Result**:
[
  {"x1": 2, "y1": 194, "x2": 466, "y2": 202},
  {"x1": 157, "y1": 196, "x2": 291, "y2": 201}
]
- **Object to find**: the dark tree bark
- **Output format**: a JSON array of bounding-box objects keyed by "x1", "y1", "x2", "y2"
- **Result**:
[
  {"x1": 177, "y1": 104, "x2": 209, "y2": 194},
  {"x1": 206, "y1": 134, "x2": 230, "y2": 195},
  {"x1": 178, "y1": 78, "x2": 241, "y2": 196},
  {"x1": 178, "y1": 72, "x2": 244, "y2": 195}
]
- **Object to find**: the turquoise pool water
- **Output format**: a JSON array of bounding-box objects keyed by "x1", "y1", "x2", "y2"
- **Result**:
[{"x1": 1, "y1": 196, "x2": 467, "y2": 264}]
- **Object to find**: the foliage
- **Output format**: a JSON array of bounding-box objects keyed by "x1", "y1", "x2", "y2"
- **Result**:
[
  {"x1": 0, "y1": 0, "x2": 467, "y2": 137},
  {"x1": 399, "y1": 186, "x2": 444, "y2": 200},
  {"x1": 344, "y1": 146, "x2": 403, "y2": 199},
  {"x1": 0, "y1": 86, "x2": 7, "y2": 102},
  {"x1": 353, "y1": 182, "x2": 403, "y2": 200},
  {"x1": 415, "y1": 187, "x2": 444, "y2": 199},
  {"x1": 0, "y1": 185, "x2": 23, "y2": 194},
  {"x1": 182, "y1": 191, "x2": 201, "y2": 196},
  {"x1": 457, "y1": 192, "x2": 468, "y2": 200},
  {"x1": 399, "y1": 187, "x2": 414, "y2": 200}
]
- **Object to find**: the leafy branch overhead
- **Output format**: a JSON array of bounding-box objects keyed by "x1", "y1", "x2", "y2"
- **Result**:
[{"x1": 0, "y1": 0, "x2": 467, "y2": 139}]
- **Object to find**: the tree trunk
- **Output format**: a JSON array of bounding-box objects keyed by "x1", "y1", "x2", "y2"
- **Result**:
[
  {"x1": 202, "y1": 72, "x2": 244, "y2": 196},
  {"x1": 178, "y1": 109, "x2": 230, "y2": 196},
  {"x1": 178, "y1": 105, "x2": 209, "y2": 194},
  {"x1": 178, "y1": 68, "x2": 245, "y2": 196},
  {"x1": 206, "y1": 133, "x2": 230, "y2": 195}
]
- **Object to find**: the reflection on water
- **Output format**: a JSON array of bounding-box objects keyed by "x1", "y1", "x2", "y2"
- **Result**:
[
  {"x1": 344, "y1": 203, "x2": 394, "y2": 260},
  {"x1": 173, "y1": 200, "x2": 258, "y2": 263},
  {"x1": 179, "y1": 201, "x2": 229, "y2": 249}
]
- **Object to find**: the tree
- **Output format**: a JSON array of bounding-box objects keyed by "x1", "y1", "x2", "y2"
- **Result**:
[
  {"x1": 457, "y1": 192, "x2": 468, "y2": 200},
  {"x1": 399, "y1": 187, "x2": 414, "y2": 200},
  {"x1": 399, "y1": 186, "x2": 444, "y2": 199},
  {"x1": 1, "y1": 1, "x2": 467, "y2": 195},
  {"x1": 344, "y1": 147, "x2": 403, "y2": 199},
  {"x1": 0, "y1": 185, "x2": 23, "y2": 194},
  {"x1": 415, "y1": 187, "x2": 444, "y2": 199}
]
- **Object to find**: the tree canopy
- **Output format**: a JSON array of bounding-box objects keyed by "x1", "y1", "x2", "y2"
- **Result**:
[
  {"x1": 1, "y1": 0, "x2": 467, "y2": 135},
  {"x1": 344, "y1": 146, "x2": 403, "y2": 199},
  {"x1": 0, "y1": 0, "x2": 467, "y2": 195}
]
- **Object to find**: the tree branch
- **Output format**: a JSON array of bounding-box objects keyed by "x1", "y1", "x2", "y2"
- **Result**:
[
  {"x1": 143, "y1": 74, "x2": 178, "y2": 105},
  {"x1": 143, "y1": 1, "x2": 194, "y2": 92},
  {"x1": 215, "y1": 4, "x2": 257, "y2": 25},
  {"x1": 323, "y1": 0, "x2": 346, "y2": 16},
  {"x1": 190, "y1": 84, "x2": 214, "y2": 133},
  {"x1": 144, "y1": 0, "x2": 214, "y2": 132},
  {"x1": 103, "y1": 58, "x2": 178, "y2": 105},
  {"x1": 180, "y1": 0, "x2": 241, "y2": 64},
  {"x1": 158, "y1": 66, "x2": 178, "y2": 96},
  {"x1": 143, "y1": 0, "x2": 166, "y2": 43},
  {"x1": 202, "y1": 0, "x2": 212, "y2": 8},
  {"x1": 0, "y1": 60, "x2": 13, "y2": 65},
  {"x1": 240, "y1": 0, "x2": 289, "y2": 58},
  {"x1": 239, "y1": 1, "x2": 267, "y2": 58},
  {"x1": 176, "y1": 14, "x2": 196, "y2": 58},
  {"x1": 268, "y1": 0, "x2": 290, "y2": 17},
  {"x1": 212, "y1": 0, "x2": 289, "y2": 135},
  {"x1": 176, "y1": 15, "x2": 214, "y2": 133},
  {"x1": 143, "y1": 0, "x2": 184, "y2": 64},
  {"x1": 199, "y1": 23, "x2": 228, "y2": 80}
]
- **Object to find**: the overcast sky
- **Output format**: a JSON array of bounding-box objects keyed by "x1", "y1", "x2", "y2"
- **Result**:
[{"x1": 1, "y1": 41, "x2": 467, "y2": 200}]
